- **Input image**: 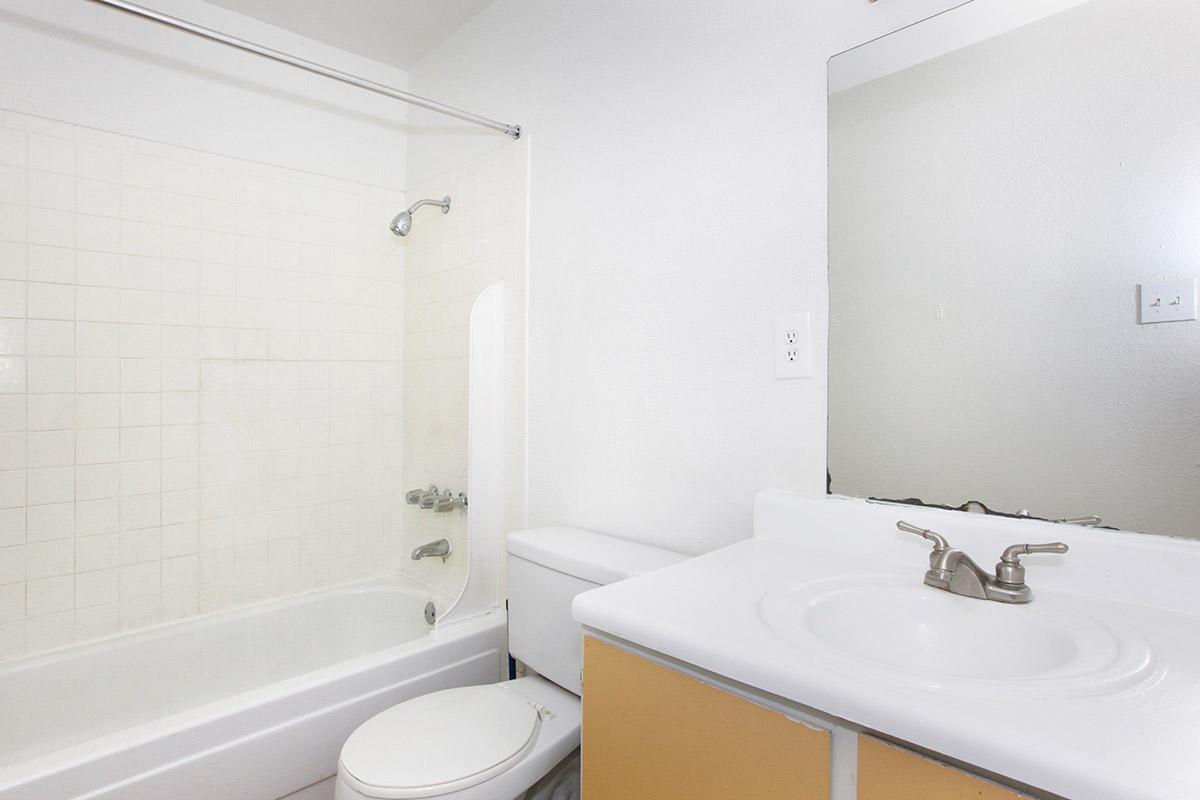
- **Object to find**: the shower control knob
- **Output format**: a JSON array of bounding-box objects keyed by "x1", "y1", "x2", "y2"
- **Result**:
[{"x1": 405, "y1": 485, "x2": 437, "y2": 505}]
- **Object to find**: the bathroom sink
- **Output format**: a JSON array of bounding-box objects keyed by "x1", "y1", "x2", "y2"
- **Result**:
[{"x1": 758, "y1": 575, "x2": 1157, "y2": 698}]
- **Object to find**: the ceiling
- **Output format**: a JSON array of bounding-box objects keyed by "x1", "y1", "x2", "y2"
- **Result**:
[{"x1": 201, "y1": 0, "x2": 497, "y2": 70}]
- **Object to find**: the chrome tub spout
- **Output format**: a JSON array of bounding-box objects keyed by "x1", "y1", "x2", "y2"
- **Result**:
[{"x1": 411, "y1": 539, "x2": 452, "y2": 561}]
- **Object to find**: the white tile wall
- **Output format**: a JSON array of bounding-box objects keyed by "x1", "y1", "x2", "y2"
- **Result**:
[
  {"x1": 0, "y1": 109, "x2": 408, "y2": 660},
  {"x1": 400, "y1": 142, "x2": 528, "y2": 597}
]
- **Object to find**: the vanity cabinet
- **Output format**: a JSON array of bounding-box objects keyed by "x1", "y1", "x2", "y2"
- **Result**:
[
  {"x1": 580, "y1": 637, "x2": 831, "y2": 799},
  {"x1": 582, "y1": 636, "x2": 1044, "y2": 800},
  {"x1": 858, "y1": 735, "x2": 1030, "y2": 800}
]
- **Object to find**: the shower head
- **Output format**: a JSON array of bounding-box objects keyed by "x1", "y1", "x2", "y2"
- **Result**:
[
  {"x1": 389, "y1": 210, "x2": 412, "y2": 237},
  {"x1": 389, "y1": 195, "x2": 451, "y2": 237}
]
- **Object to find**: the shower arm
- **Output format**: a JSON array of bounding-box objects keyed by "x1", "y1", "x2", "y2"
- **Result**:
[{"x1": 408, "y1": 197, "x2": 451, "y2": 215}]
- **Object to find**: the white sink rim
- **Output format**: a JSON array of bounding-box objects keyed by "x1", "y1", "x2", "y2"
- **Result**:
[{"x1": 758, "y1": 573, "x2": 1160, "y2": 699}]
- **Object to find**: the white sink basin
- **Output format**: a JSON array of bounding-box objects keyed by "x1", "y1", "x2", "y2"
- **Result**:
[{"x1": 758, "y1": 574, "x2": 1158, "y2": 698}]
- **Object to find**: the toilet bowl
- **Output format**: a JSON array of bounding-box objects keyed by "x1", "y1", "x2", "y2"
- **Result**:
[
  {"x1": 334, "y1": 677, "x2": 579, "y2": 800},
  {"x1": 334, "y1": 527, "x2": 687, "y2": 800}
]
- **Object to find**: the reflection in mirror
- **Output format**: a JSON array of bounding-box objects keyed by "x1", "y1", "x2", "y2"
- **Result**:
[{"x1": 827, "y1": 0, "x2": 1200, "y2": 538}]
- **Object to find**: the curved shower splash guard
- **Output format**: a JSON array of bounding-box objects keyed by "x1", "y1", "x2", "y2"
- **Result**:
[{"x1": 438, "y1": 282, "x2": 506, "y2": 625}]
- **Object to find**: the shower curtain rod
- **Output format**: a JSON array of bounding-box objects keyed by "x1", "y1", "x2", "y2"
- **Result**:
[{"x1": 85, "y1": 0, "x2": 522, "y2": 139}]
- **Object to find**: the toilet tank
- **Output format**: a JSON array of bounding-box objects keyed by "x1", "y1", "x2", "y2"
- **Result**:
[{"x1": 506, "y1": 527, "x2": 686, "y2": 696}]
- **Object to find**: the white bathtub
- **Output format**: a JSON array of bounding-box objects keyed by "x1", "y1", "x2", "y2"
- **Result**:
[{"x1": 0, "y1": 578, "x2": 508, "y2": 800}]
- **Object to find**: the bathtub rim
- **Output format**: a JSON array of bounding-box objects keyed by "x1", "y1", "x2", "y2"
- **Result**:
[
  {"x1": 0, "y1": 578, "x2": 505, "y2": 791},
  {"x1": 0, "y1": 575, "x2": 455, "y2": 677}
]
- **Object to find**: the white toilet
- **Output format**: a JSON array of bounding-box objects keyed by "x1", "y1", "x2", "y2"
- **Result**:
[{"x1": 334, "y1": 527, "x2": 687, "y2": 800}]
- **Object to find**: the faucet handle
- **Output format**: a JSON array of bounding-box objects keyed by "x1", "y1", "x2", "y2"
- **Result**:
[
  {"x1": 996, "y1": 542, "x2": 1069, "y2": 586},
  {"x1": 406, "y1": 484, "x2": 439, "y2": 505},
  {"x1": 896, "y1": 520, "x2": 950, "y2": 552}
]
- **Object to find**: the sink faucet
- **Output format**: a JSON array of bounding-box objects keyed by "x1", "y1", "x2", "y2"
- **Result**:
[
  {"x1": 896, "y1": 521, "x2": 1067, "y2": 604},
  {"x1": 411, "y1": 538, "x2": 452, "y2": 562}
]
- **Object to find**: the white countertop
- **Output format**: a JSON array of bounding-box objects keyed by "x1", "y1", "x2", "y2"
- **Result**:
[{"x1": 572, "y1": 492, "x2": 1200, "y2": 800}]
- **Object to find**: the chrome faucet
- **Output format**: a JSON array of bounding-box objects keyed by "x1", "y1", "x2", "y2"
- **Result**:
[
  {"x1": 406, "y1": 485, "x2": 469, "y2": 512},
  {"x1": 433, "y1": 493, "x2": 464, "y2": 513},
  {"x1": 896, "y1": 521, "x2": 1068, "y2": 604},
  {"x1": 411, "y1": 538, "x2": 452, "y2": 562},
  {"x1": 406, "y1": 485, "x2": 438, "y2": 506}
]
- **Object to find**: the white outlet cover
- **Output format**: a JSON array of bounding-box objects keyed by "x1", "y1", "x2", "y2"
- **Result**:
[
  {"x1": 1140, "y1": 279, "x2": 1198, "y2": 324},
  {"x1": 775, "y1": 313, "x2": 812, "y2": 379}
]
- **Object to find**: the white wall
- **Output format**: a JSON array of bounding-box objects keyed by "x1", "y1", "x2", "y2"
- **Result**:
[
  {"x1": 0, "y1": 0, "x2": 408, "y2": 187},
  {"x1": 408, "y1": 0, "x2": 967, "y2": 554},
  {"x1": 828, "y1": 0, "x2": 1200, "y2": 538},
  {"x1": 828, "y1": 0, "x2": 1091, "y2": 93}
]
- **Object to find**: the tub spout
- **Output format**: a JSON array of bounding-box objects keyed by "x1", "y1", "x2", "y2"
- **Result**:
[{"x1": 411, "y1": 538, "x2": 452, "y2": 561}]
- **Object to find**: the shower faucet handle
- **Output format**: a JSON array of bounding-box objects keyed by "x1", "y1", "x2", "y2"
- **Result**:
[
  {"x1": 418, "y1": 487, "x2": 443, "y2": 509},
  {"x1": 405, "y1": 485, "x2": 438, "y2": 505}
]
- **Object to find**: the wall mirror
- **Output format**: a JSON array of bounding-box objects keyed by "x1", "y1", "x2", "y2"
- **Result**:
[{"x1": 827, "y1": 0, "x2": 1200, "y2": 539}]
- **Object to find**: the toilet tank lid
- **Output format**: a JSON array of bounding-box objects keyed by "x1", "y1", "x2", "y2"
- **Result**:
[{"x1": 507, "y1": 527, "x2": 688, "y2": 585}]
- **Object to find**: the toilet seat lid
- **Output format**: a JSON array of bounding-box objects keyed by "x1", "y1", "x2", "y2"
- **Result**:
[{"x1": 339, "y1": 684, "x2": 542, "y2": 799}]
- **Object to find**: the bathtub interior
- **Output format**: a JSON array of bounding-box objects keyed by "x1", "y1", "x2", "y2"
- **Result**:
[{"x1": 0, "y1": 580, "x2": 442, "y2": 768}]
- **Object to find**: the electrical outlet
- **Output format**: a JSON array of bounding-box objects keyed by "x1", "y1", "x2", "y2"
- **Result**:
[
  {"x1": 775, "y1": 313, "x2": 812, "y2": 379},
  {"x1": 1140, "y1": 279, "x2": 1198, "y2": 324}
]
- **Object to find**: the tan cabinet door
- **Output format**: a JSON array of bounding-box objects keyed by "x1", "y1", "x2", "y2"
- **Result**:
[
  {"x1": 582, "y1": 637, "x2": 831, "y2": 800},
  {"x1": 858, "y1": 735, "x2": 1031, "y2": 800}
]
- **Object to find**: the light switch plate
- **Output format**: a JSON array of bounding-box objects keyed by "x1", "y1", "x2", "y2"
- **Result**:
[
  {"x1": 1140, "y1": 279, "x2": 1198, "y2": 324},
  {"x1": 775, "y1": 313, "x2": 812, "y2": 379}
]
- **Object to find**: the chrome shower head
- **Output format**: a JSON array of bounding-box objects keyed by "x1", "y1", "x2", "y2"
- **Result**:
[
  {"x1": 389, "y1": 195, "x2": 451, "y2": 237},
  {"x1": 389, "y1": 210, "x2": 412, "y2": 236}
]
